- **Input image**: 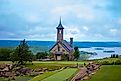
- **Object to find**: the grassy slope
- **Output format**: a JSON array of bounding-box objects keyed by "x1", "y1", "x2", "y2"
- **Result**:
[
  {"x1": 0, "y1": 61, "x2": 12, "y2": 64},
  {"x1": 0, "y1": 61, "x2": 88, "y2": 70},
  {"x1": 11, "y1": 76, "x2": 32, "y2": 81},
  {"x1": 29, "y1": 71, "x2": 58, "y2": 81},
  {"x1": 0, "y1": 76, "x2": 32, "y2": 81},
  {"x1": 84, "y1": 65, "x2": 121, "y2": 81},
  {"x1": 41, "y1": 68, "x2": 77, "y2": 81},
  {"x1": 0, "y1": 78, "x2": 3, "y2": 81},
  {"x1": 97, "y1": 58, "x2": 121, "y2": 62},
  {"x1": 25, "y1": 61, "x2": 88, "y2": 70},
  {"x1": 32, "y1": 61, "x2": 87, "y2": 64},
  {"x1": 0, "y1": 61, "x2": 87, "y2": 64}
]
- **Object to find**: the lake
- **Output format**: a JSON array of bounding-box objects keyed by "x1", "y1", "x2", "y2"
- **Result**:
[{"x1": 79, "y1": 47, "x2": 121, "y2": 59}]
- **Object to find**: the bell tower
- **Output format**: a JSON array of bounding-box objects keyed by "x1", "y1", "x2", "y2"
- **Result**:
[{"x1": 56, "y1": 18, "x2": 64, "y2": 41}]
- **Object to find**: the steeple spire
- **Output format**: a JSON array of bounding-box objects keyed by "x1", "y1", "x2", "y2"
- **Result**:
[
  {"x1": 59, "y1": 16, "x2": 62, "y2": 25},
  {"x1": 56, "y1": 17, "x2": 64, "y2": 29}
]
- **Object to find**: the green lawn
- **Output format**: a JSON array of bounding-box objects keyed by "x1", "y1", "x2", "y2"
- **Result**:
[
  {"x1": 30, "y1": 68, "x2": 77, "y2": 81},
  {"x1": 41, "y1": 68, "x2": 77, "y2": 81},
  {"x1": 29, "y1": 70, "x2": 59, "y2": 81},
  {"x1": 25, "y1": 61, "x2": 88, "y2": 70},
  {"x1": 97, "y1": 58, "x2": 121, "y2": 62},
  {"x1": 0, "y1": 61, "x2": 87, "y2": 65},
  {"x1": 0, "y1": 77, "x2": 4, "y2": 81},
  {"x1": 0, "y1": 61, "x2": 12, "y2": 64},
  {"x1": 0, "y1": 61, "x2": 87, "y2": 70},
  {"x1": 0, "y1": 76, "x2": 32, "y2": 81},
  {"x1": 84, "y1": 65, "x2": 121, "y2": 81},
  {"x1": 32, "y1": 61, "x2": 87, "y2": 64},
  {"x1": 11, "y1": 76, "x2": 32, "y2": 81}
]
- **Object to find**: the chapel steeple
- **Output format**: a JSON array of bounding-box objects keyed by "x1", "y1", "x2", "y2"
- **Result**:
[{"x1": 56, "y1": 17, "x2": 64, "y2": 41}]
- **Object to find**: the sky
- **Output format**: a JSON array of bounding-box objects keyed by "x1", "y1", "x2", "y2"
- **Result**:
[{"x1": 0, "y1": 0, "x2": 121, "y2": 41}]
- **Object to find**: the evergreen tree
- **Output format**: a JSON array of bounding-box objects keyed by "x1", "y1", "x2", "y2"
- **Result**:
[
  {"x1": 116, "y1": 54, "x2": 119, "y2": 58},
  {"x1": 10, "y1": 39, "x2": 33, "y2": 65},
  {"x1": 73, "y1": 46, "x2": 80, "y2": 60},
  {"x1": 112, "y1": 54, "x2": 115, "y2": 58},
  {"x1": 36, "y1": 52, "x2": 48, "y2": 59}
]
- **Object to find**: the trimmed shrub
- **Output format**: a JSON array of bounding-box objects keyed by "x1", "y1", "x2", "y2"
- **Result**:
[
  {"x1": 100, "y1": 61, "x2": 111, "y2": 65},
  {"x1": 115, "y1": 60, "x2": 121, "y2": 65}
]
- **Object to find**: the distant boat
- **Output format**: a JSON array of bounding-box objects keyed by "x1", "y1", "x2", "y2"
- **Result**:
[
  {"x1": 103, "y1": 50, "x2": 115, "y2": 53},
  {"x1": 95, "y1": 48, "x2": 104, "y2": 50}
]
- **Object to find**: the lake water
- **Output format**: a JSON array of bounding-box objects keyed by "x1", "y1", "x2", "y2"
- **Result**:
[{"x1": 79, "y1": 47, "x2": 121, "y2": 59}]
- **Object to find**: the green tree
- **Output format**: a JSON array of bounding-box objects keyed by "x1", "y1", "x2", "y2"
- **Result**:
[
  {"x1": 36, "y1": 52, "x2": 48, "y2": 60},
  {"x1": 10, "y1": 39, "x2": 33, "y2": 65},
  {"x1": 73, "y1": 47, "x2": 80, "y2": 60},
  {"x1": 61, "y1": 54, "x2": 69, "y2": 61}
]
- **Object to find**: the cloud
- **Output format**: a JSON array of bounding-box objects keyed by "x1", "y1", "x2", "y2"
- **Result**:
[
  {"x1": 95, "y1": 34, "x2": 104, "y2": 38},
  {"x1": 109, "y1": 28, "x2": 118, "y2": 35},
  {"x1": 51, "y1": 4, "x2": 95, "y2": 21},
  {"x1": 51, "y1": 6, "x2": 70, "y2": 17},
  {"x1": 23, "y1": 13, "x2": 41, "y2": 23},
  {"x1": 63, "y1": 25, "x2": 89, "y2": 41},
  {"x1": 21, "y1": 25, "x2": 56, "y2": 40},
  {"x1": 117, "y1": 18, "x2": 121, "y2": 25},
  {"x1": 64, "y1": 26, "x2": 80, "y2": 40},
  {"x1": 82, "y1": 26, "x2": 89, "y2": 31},
  {"x1": 0, "y1": 0, "x2": 121, "y2": 41}
]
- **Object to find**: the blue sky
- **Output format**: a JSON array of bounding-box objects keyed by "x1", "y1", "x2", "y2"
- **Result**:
[{"x1": 0, "y1": 0, "x2": 121, "y2": 41}]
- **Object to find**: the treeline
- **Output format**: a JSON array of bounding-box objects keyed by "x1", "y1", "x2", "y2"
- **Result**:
[
  {"x1": 0, "y1": 40, "x2": 51, "y2": 62},
  {"x1": 0, "y1": 47, "x2": 79, "y2": 61},
  {"x1": 0, "y1": 39, "x2": 80, "y2": 63},
  {"x1": 0, "y1": 48, "x2": 49, "y2": 61},
  {"x1": 0, "y1": 48, "x2": 13, "y2": 61},
  {"x1": 111, "y1": 54, "x2": 119, "y2": 58}
]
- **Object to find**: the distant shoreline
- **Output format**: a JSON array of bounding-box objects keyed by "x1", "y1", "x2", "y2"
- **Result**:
[{"x1": 0, "y1": 40, "x2": 121, "y2": 47}]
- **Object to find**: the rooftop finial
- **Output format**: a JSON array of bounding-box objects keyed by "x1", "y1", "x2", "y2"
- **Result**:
[{"x1": 59, "y1": 16, "x2": 62, "y2": 25}]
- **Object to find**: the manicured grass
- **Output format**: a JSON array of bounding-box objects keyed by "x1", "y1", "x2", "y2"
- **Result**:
[
  {"x1": 84, "y1": 65, "x2": 121, "y2": 81},
  {"x1": 0, "y1": 61, "x2": 87, "y2": 64},
  {"x1": 41, "y1": 68, "x2": 77, "y2": 81},
  {"x1": 98, "y1": 58, "x2": 121, "y2": 62},
  {"x1": 11, "y1": 76, "x2": 32, "y2": 81},
  {"x1": 0, "y1": 76, "x2": 32, "y2": 81},
  {"x1": 0, "y1": 77, "x2": 4, "y2": 81},
  {"x1": 0, "y1": 61, "x2": 88, "y2": 70},
  {"x1": 0, "y1": 61, "x2": 12, "y2": 64},
  {"x1": 32, "y1": 61, "x2": 87, "y2": 64},
  {"x1": 29, "y1": 70, "x2": 59, "y2": 81},
  {"x1": 25, "y1": 61, "x2": 88, "y2": 70}
]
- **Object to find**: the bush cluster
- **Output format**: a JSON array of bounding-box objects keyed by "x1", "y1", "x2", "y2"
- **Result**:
[
  {"x1": 100, "y1": 60, "x2": 121, "y2": 65},
  {"x1": 111, "y1": 54, "x2": 119, "y2": 58}
]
